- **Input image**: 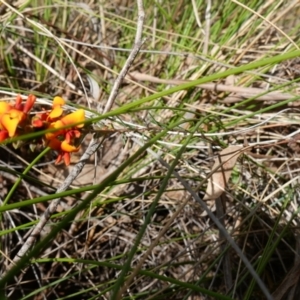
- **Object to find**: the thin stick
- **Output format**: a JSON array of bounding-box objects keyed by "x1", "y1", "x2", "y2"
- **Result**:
[
  {"x1": 191, "y1": 0, "x2": 205, "y2": 34},
  {"x1": 5, "y1": 0, "x2": 144, "y2": 272},
  {"x1": 128, "y1": 71, "x2": 294, "y2": 102},
  {"x1": 102, "y1": 0, "x2": 145, "y2": 114},
  {"x1": 203, "y1": 0, "x2": 211, "y2": 55}
]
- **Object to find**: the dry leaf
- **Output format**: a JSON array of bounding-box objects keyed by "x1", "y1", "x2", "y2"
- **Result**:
[
  {"x1": 87, "y1": 74, "x2": 101, "y2": 101},
  {"x1": 204, "y1": 145, "x2": 243, "y2": 200}
]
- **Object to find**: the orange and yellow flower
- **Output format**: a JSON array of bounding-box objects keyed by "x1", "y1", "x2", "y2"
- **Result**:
[
  {"x1": 49, "y1": 96, "x2": 65, "y2": 119},
  {"x1": 47, "y1": 130, "x2": 81, "y2": 166},
  {"x1": 45, "y1": 109, "x2": 85, "y2": 165},
  {"x1": 0, "y1": 94, "x2": 86, "y2": 166},
  {"x1": 31, "y1": 96, "x2": 66, "y2": 128},
  {"x1": 0, "y1": 94, "x2": 36, "y2": 141}
]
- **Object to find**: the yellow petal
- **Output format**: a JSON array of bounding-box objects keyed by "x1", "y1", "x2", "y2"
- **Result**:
[
  {"x1": 0, "y1": 102, "x2": 11, "y2": 114},
  {"x1": 53, "y1": 96, "x2": 65, "y2": 106},
  {"x1": 45, "y1": 121, "x2": 64, "y2": 140},
  {"x1": 1, "y1": 113, "x2": 21, "y2": 137},
  {"x1": 49, "y1": 106, "x2": 63, "y2": 119},
  {"x1": 10, "y1": 109, "x2": 24, "y2": 121},
  {"x1": 49, "y1": 97, "x2": 65, "y2": 119},
  {"x1": 61, "y1": 140, "x2": 79, "y2": 153},
  {"x1": 61, "y1": 109, "x2": 85, "y2": 128}
]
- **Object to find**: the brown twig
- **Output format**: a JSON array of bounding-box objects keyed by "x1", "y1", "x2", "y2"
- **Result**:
[{"x1": 129, "y1": 71, "x2": 294, "y2": 102}]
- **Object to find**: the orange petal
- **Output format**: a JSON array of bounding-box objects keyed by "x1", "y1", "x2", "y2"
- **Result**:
[
  {"x1": 0, "y1": 130, "x2": 8, "y2": 142},
  {"x1": 36, "y1": 111, "x2": 49, "y2": 122},
  {"x1": 64, "y1": 131, "x2": 72, "y2": 143},
  {"x1": 23, "y1": 94, "x2": 36, "y2": 113},
  {"x1": 61, "y1": 109, "x2": 85, "y2": 128},
  {"x1": 63, "y1": 152, "x2": 71, "y2": 166},
  {"x1": 32, "y1": 117, "x2": 44, "y2": 128},
  {"x1": 14, "y1": 95, "x2": 23, "y2": 110},
  {"x1": 55, "y1": 153, "x2": 63, "y2": 165},
  {"x1": 47, "y1": 137, "x2": 62, "y2": 150},
  {"x1": 64, "y1": 130, "x2": 80, "y2": 143},
  {"x1": 73, "y1": 130, "x2": 81, "y2": 138}
]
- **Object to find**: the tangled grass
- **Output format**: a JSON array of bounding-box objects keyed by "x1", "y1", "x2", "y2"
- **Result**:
[{"x1": 1, "y1": 0, "x2": 300, "y2": 299}]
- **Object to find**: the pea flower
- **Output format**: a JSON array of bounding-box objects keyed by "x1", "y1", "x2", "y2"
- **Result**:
[
  {"x1": 49, "y1": 96, "x2": 65, "y2": 119},
  {"x1": 45, "y1": 109, "x2": 85, "y2": 165},
  {"x1": 31, "y1": 96, "x2": 65, "y2": 128},
  {"x1": 0, "y1": 94, "x2": 36, "y2": 141},
  {"x1": 0, "y1": 94, "x2": 86, "y2": 166}
]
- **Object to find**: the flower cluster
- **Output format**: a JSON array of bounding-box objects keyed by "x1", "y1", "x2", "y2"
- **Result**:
[{"x1": 0, "y1": 94, "x2": 85, "y2": 166}]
